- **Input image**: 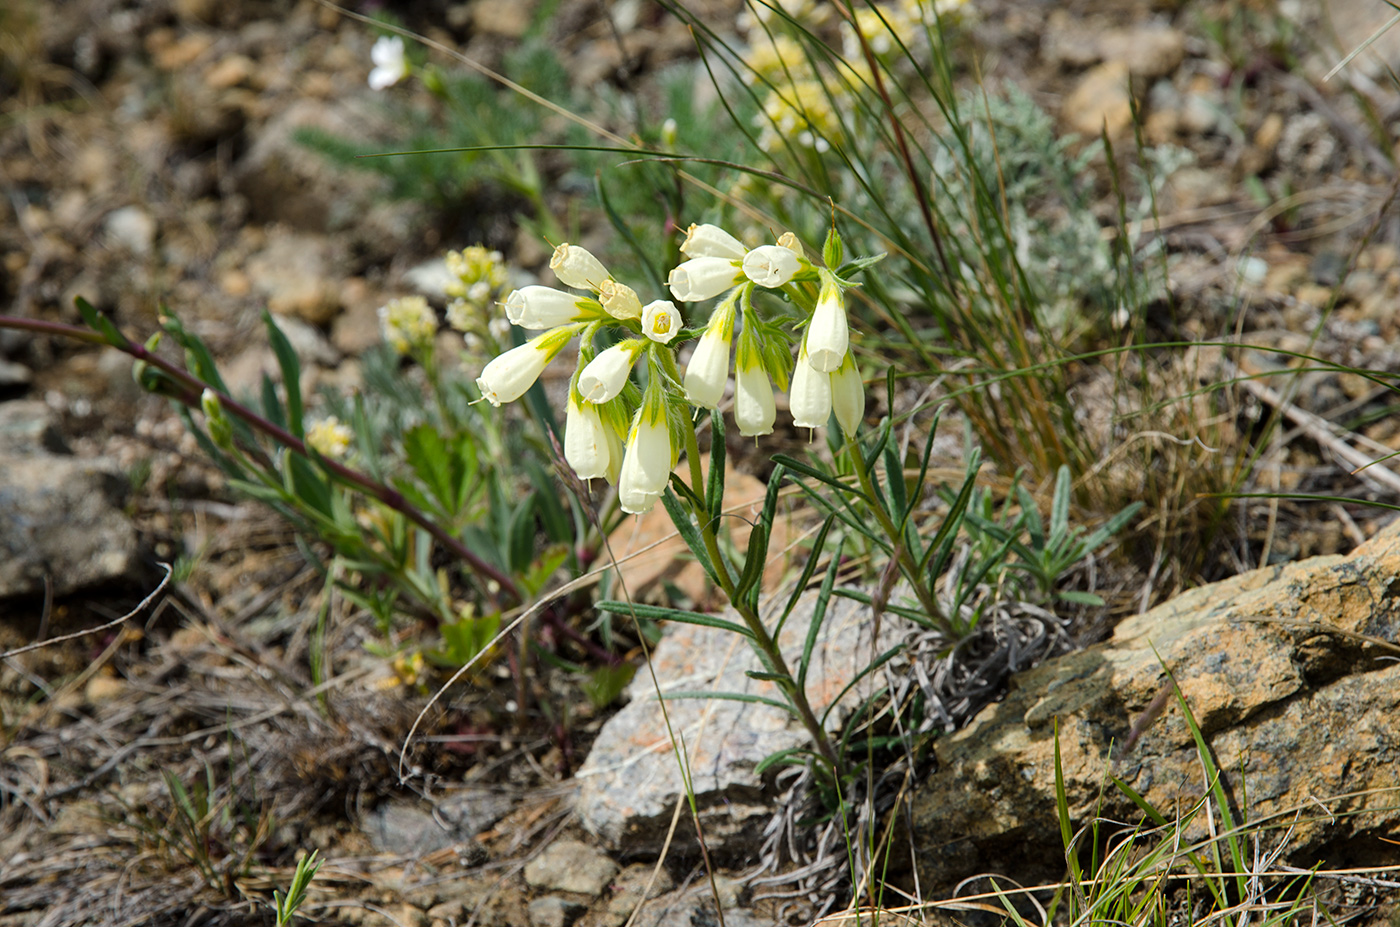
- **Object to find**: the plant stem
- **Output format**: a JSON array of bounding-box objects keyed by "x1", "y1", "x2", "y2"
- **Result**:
[
  {"x1": 848, "y1": 440, "x2": 953, "y2": 636},
  {"x1": 3, "y1": 314, "x2": 522, "y2": 608},
  {"x1": 679, "y1": 418, "x2": 839, "y2": 770}
]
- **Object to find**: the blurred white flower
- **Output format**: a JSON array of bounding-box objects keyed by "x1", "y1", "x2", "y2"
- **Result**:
[
  {"x1": 668, "y1": 257, "x2": 742, "y2": 302},
  {"x1": 550, "y1": 243, "x2": 609, "y2": 291},
  {"x1": 804, "y1": 276, "x2": 849, "y2": 373},
  {"x1": 742, "y1": 245, "x2": 802, "y2": 288},
  {"x1": 307, "y1": 416, "x2": 354, "y2": 459},
  {"x1": 641, "y1": 300, "x2": 682, "y2": 344},
  {"x1": 618, "y1": 408, "x2": 673, "y2": 515},
  {"x1": 368, "y1": 36, "x2": 409, "y2": 90}
]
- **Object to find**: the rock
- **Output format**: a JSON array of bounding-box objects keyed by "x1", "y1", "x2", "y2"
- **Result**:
[
  {"x1": 103, "y1": 206, "x2": 157, "y2": 256},
  {"x1": 363, "y1": 801, "x2": 456, "y2": 857},
  {"x1": 522, "y1": 840, "x2": 619, "y2": 896},
  {"x1": 1098, "y1": 24, "x2": 1185, "y2": 80},
  {"x1": 246, "y1": 230, "x2": 340, "y2": 325},
  {"x1": 909, "y1": 519, "x2": 1400, "y2": 895},
  {"x1": 1063, "y1": 60, "x2": 1133, "y2": 137},
  {"x1": 0, "y1": 359, "x2": 34, "y2": 392},
  {"x1": 529, "y1": 896, "x2": 586, "y2": 927},
  {"x1": 0, "y1": 401, "x2": 69, "y2": 455},
  {"x1": 575, "y1": 586, "x2": 902, "y2": 857},
  {"x1": 578, "y1": 863, "x2": 676, "y2": 927},
  {"x1": 0, "y1": 454, "x2": 142, "y2": 599}
]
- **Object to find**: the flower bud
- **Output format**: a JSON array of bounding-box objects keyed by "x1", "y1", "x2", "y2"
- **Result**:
[
  {"x1": 668, "y1": 257, "x2": 743, "y2": 302},
  {"x1": 201, "y1": 388, "x2": 234, "y2": 449},
  {"x1": 504, "y1": 286, "x2": 588, "y2": 330},
  {"x1": 577, "y1": 340, "x2": 643, "y2": 403},
  {"x1": 776, "y1": 231, "x2": 803, "y2": 255},
  {"x1": 680, "y1": 223, "x2": 747, "y2": 260},
  {"x1": 804, "y1": 275, "x2": 848, "y2": 373},
  {"x1": 742, "y1": 245, "x2": 802, "y2": 288},
  {"x1": 550, "y1": 243, "x2": 609, "y2": 291},
  {"x1": 684, "y1": 303, "x2": 735, "y2": 409},
  {"x1": 598, "y1": 279, "x2": 643, "y2": 320},
  {"x1": 641, "y1": 300, "x2": 682, "y2": 344},
  {"x1": 369, "y1": 36, "x2": 409, "y2": 91},
  {"x1": 789, "y1": 345, "x2": 831, "y2": 431},
  {"x1": 830, "y1": 351, "x2": 865, "y2": 438}
]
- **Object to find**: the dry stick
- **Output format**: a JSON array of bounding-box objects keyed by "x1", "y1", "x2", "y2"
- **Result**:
[
  {"x1": 1230, "y1": 363, "x2": 1400, "y2": 496},
  {"x1": 1, "y1": 314, "x2": 521, "y2": 606},
  {"x1": 0, "y1": 563, "x2": 172, "y2": 661}
]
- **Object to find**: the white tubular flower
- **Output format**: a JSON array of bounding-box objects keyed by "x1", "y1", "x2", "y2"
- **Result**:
[
  {"x1": 776, "y1": 231, "x2": 803, "y2": 255},
  {"x1": 475, "y1": 329, "x2": 571, "y2": 406},
  {"x1": 578, "y1": 340, "x2": 643, "y2": 403},
  {"x1": 804, "y1": 275, "x2": 849, "y2": 373},
  {"x1": 564, "y1": 394, "x2": 611, "y2": 480},
  {"x1": 735, "y1": 357, "x2": 776, "y2": 437},
  {"x1": 668, "y1": 258, "x2": 742, "y2": 302},
  {"x1": 684, "y1": 303, "x2": 736, "y2": 409},
  {"x1": 306, "y1": 416, "x2": 354, "y2": 459},
  {"x1": 618, "y1": 408, "x2": 673, "y2": 515},
  {"x1": 368, "y1": 36, "x2": 409, "y2": 90},
  {"x1": 504, "y1": 286, "x2": 588, "y2": 330},
  {"x1": 789, "y1": 345, "x2": 832, "y2": 430},
  {"x1": 604, "y1": 418, "x2": 625, "y2": 485},
  {"x1": 742, "y1": 245, "x2": 802, "y2": 288},
  {"x1": 550, "y1": 243, "x2": 609, "y2": 291},
  {"x1": 598, "y1": 279, "x2": 642, "y2": 320},
  {"x1": 641, "y1": 300, "x2": 682, "y2": 344},
  {"x1": 830, "y1": 351, "x2": 865, "y2": 438},
  {"x1": 680, "y1": 223, "x2": 747, "y2": 260}
]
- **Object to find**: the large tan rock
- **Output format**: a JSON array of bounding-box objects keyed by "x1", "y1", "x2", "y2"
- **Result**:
[{"x1": 911, "y1": 521, "x2": 1400, "y2": 892}]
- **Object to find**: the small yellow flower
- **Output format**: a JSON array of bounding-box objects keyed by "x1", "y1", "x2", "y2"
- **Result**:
[
  {"x1": 378, "y1": 296, "x2": 437, "y2": 355},
  {"x1": 306, "y1": 416, "x2": 354, "y2": 459}
]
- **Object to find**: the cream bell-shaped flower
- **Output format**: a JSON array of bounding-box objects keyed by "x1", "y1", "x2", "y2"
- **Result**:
[
  {"x1": 680, "y1": 223, "x2": 747, "y2": 260},
  {"x1": 641, "y1": 300, "x2": 682, "y2": 344},
  {"x1": 504, "y1": 286, "x2": 588, "y2": 330},
  {"x1": 618, "y1": 408, "x2": 673, "y2": 515},
  {"x1": 550, "y1": 243, "x2": 609, "y2": 291},
  {"x1": 789, "y1": 344, "x2": 832, "y2": 430},
  {"x1": 804, "y1": 275, "x2": 849, "y2": 373},
  {"x1": 564, "y1": 394, "x2": 611, "y2": 480},
  {"x1": 742, "y1": 245, "x2": 802, "y2": 288},
  {"x1": 598, "y1": 279, "x2": 642, "y2": 320},
  {"x1": 668, "y1": 258, "x2": 742, "y2": 302},
  {"x1": 683, "y1": 302, "x2": 736, "y2": 409},
  {"x1": 734, "y1": 357, "x2": 776, "y2": 437},
  {"x1": 830, "y1": 351, "x2": 865, "y2": 438},
  {"x1": 368, "y1": 36, "x2": 409, "y2": 90},
  {"x1": 577, "y1": 340, "x2": 643, "y2": 403},
  {"x1": 475, "y1": 329, "x2": 571, "y2": 406}
]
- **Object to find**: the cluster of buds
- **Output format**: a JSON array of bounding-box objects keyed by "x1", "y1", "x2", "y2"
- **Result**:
[{"x1": 474, "y1": 224, "x2": 869, "y2": 515}]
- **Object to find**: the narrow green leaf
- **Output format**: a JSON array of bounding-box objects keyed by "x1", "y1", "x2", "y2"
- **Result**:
[
  {"x1": 263, "y1": 310, "x2": 304, "y2": 438},
  {"x1": 798, "y1": 535, "x2": 844, "y2": 693},
  {"x1": 745, "y1": 670, "x2": 793, "y2": 683},
  {"x1": 1049, "y1": 465, "x2": 1072, "y2": 552},
  {"x1": 754, "y1": 747, "x2": 816, "y2": 776},
  {"x1": 661, "y1": 690, "x2": 793, "y2": 712},
  {"x1": 74, "y1": 296, "x2": 131, "y2": 348},
  {"x1": 771, "y1": 454, "x2": 869, "y2": 501},
  {"x1": 661, "y1": 487, "x2": 724, "y2": 589},
  {"x1": 735, "y1": 523, "x2": 768, "y2": 606},
  {"x1": 707, "y1": 408, "x2": 726, "y2": 526},
  {"x1": 506, "y1": 496, "x2": 537, "y2": 574},
  {"x1": 595, "y1": 600, "x2": 753, "y2": 639},
  {"x1": 917, "y1": 446, "x2": 982, "y2": 576},
  {"x1": 818, "y1": 643, "x2": 904, "y2": 727},
  {"x1": 776, "y1": 514, "x2": 835, "y2": 636},
  {"x1": 1056, "y1": 590, "x2": 1105, "y2": 606},
  {"x1": 260, "y1": 373, "x2": 286, "y2": 430}
]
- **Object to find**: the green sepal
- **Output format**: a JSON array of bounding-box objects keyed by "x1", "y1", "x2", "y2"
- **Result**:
[{"x1": 74, "y1": 296, "x2": 131, "y2": 348}]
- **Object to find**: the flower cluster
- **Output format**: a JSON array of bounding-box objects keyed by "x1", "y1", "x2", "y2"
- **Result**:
[
  {"x1": 474, "y1": 224, "x2": 869, "y2": 516},
  {"x1": 306, "y1": 416, "x2": 354, "y2": 459},
  {"x1": 378, "y1": 296, "x2": 438, "y2": 356}
]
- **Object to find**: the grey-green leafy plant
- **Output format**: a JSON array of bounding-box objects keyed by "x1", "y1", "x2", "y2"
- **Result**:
[{"x1": 273, "y1": 849, "x2": 323, "y2": 927}]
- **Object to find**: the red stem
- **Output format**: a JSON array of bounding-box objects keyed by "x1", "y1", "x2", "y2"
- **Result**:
[{"x1": 3, "y1": 314, "x2": 522, "y2": 608}]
